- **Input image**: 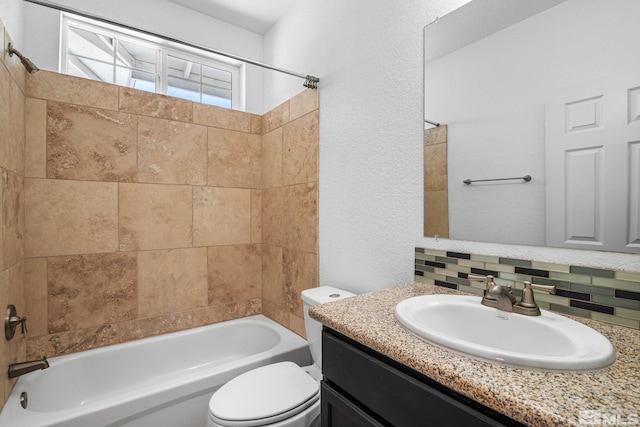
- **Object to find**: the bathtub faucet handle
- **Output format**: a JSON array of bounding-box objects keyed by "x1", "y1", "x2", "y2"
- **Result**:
[
  {"x1": 5, "y1": 305, "x2": 28, "y2": 340},
  {"x1": 18, "y1": 316, "x2": 27, "y2": 334}
]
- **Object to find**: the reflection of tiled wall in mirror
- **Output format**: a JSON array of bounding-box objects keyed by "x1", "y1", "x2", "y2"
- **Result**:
[{"x1": 424, "y1": 125, "x2": 449, "y2": 238}]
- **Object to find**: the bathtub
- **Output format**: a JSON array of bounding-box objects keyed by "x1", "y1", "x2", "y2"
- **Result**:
[{"x1": 0, "y1": 315, "x2": 312, "y2": 427}]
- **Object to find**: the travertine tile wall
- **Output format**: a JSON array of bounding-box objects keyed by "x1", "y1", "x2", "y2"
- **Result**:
[
  {"x1": 18, "y1": 68, "x2": 319, "y2": 361},
  {"x1": 261, "y1": 90, "x2": 319, "y2": 337},
  {"x1": 0, "y1": 21, "x2": 27, "y2": 410},
  {"x1": 1, "y1": 18, "x2": 318, "y2": 409}
]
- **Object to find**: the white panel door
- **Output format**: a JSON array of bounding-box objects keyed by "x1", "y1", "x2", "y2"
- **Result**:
[{"x1": 546, "y1": 70, "x2": 640, "y2": 253}]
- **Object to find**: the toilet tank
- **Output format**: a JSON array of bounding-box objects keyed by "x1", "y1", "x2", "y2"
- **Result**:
[{"x1": 301, "y1": 286, "x2": 356, "y2": 368}]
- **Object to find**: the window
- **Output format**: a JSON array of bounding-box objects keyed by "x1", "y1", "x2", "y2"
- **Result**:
[{"x1": 61, "y1": 14, "x2": 242, "y2": 110}]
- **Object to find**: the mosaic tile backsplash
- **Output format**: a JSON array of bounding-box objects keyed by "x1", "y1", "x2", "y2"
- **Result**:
[{"x1": 415, "y1": 247, "x2": 640, "y2": 329}]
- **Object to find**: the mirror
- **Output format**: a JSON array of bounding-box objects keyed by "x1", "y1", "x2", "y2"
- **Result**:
[{"x1": 424, "y1": 0, "x2": 640, "y2": 253}]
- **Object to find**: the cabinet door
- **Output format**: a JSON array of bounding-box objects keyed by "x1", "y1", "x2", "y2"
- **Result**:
[
  {"x1": 323, "y1": 330, "x2": 514, "y2": 427},
  {"x1": 321, "y1": 382, "x2": 386, "y2": 427}
]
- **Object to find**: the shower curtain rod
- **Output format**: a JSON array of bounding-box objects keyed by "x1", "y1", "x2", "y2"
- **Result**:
[{"x1": 23, "y1": 0, "x2": 320, "y2": 89}]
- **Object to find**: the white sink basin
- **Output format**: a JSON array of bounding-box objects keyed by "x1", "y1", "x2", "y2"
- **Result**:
[{"x1": 395, "y1": 294, "x2": 616, "y2": 371}]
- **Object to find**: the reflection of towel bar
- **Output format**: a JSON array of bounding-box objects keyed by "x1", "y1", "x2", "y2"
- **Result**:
[
  {"x1": 463, "y1": 175, "x2": 532, "y2": 185},
  {"x1": 424, "y1": 119, "x2": 440, "y2": 127}
]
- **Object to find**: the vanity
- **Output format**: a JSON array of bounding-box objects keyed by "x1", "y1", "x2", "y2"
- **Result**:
[{"x1": 310, "y1": 283, "x2": 640, "y2": 426}]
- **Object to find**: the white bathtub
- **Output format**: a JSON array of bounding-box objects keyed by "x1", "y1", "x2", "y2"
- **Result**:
[{"x1": 0, "y1": 315, "x2": 311, "y2": 427}]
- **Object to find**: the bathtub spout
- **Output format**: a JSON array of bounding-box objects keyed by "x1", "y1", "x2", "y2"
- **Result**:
[{"x1": 8, "y1": 357, "x2": 49, "y2": 378}]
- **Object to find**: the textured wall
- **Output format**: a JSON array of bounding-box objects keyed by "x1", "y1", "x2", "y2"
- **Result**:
[
  {"x1": 263, "y1": 0, "x2": 640, "y2": 299},
  {"x1": 264, "y1": 0, "x2": 472, "y2": 295}
]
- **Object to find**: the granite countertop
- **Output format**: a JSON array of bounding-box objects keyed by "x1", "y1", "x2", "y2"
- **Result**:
[{"x1": 310, "y1": 282, "x2": 640, "y2": 427}]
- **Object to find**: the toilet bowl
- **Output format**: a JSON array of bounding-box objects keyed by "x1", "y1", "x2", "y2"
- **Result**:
[{"x1": 207, "y1": 286, "x2": 355, "y2": 427}]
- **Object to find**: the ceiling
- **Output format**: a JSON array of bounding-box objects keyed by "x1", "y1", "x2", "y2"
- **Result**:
[{"x1": 167, "y1": 0, "x2": 295, "y2": 35}]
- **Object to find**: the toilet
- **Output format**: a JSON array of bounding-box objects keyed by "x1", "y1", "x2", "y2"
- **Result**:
[{"x1": 207, "y1": 286, "x2": 355, "y2": 427}]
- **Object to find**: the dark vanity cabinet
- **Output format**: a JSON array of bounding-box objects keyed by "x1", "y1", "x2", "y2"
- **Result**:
[{"x1": 321, "y1": 328, "x2": 525, "y2": 427}]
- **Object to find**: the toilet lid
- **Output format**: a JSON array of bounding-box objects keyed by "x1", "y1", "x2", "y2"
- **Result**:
[{"x1": 209, "y1": 361, "x2": 319, "y2": 426}]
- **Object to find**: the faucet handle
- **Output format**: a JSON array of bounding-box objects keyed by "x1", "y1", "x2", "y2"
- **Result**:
[
  {"x1": 467, "y1": 274, "x2": 496, "y2": 290},
  {"x1": 517, "y1": 281, "x2": 556, "y2": 308},
  {"x1": 5, "y1": 305, "x2": 28, "y2": 340}
]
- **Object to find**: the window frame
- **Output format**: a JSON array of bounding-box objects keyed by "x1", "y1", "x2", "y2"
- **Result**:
[{"x1": 60, "y1": 13, "x2": 243, "y2": 110}]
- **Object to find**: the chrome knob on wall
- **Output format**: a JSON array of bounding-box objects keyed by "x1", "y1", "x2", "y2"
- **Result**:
[{"x1": 5, "y1": 304, "x2": 28, "y2": 340}]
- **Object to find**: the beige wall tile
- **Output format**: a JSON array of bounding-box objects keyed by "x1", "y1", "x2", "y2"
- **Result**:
[
  {"x1": 193, "y1": 186, "x2": 251, "y2": 246},
  {"x1": 424, "y1": 142, "x2": 447, "y2": 192},
  {"x1": 26, "y1": 70, "x2": 119, "y2": 111},
  {"x1": 262, "y1": 186, "x2": 287, "y2": 247},
  {"x1": 25, "y1": 98, "x2": 46, "y2": 177},
  {"x1": 190, "y1": 298, "x2": 262, "y2": 328},
  {"x1": 282, "y1": 111, "x2": 318, "y2": 185},
  {"x1": 0, "y1": 65, "x2": 10, "y2": 176},
  {"x1": 47, "y1": 253, "x2": 137, "y2": 333},
  {"x1": 262, "y1": 101, "x2": 290, "y2": 134},
  {"x1": 290, "y1": 89, "x2": 319, "y2": 121},
  {"x1": 10, "y1": 74, "x2": 322, "y2": 368},
  {"x1": 7, "y1": 261, "x2": 25, "y2": 319},
  {"x1": 25, "y1": 179, "x2": 118, "y2": 257},
  {"x1": 119, "y1": 183, "x2": 193, "y2": 251},
  {"x1": 262, "y1": 298, "x2": 289, "y2": 329},
  {"x1": 27, "y1": 324, "x2": 120, "y2": 359},
  {"x1": 47, "y1": 102, "x2": 137, "y2": 182},
  {"x1": 208, "y1": 127, "x2": 261, "y2": 188},
  {"x1": 283, "y1": 249, "x2": 318, "y2": 318},
  {"x1": 7, "y1": 73, "x2": 24, "y2": 175},
  {"x1": 137, "y1": 247, "x2": 208, "y2": 317},
  {"x1": 2, "y1": 170, "x2": 24, "y2": 268},
  {"x1": 6, "y1": 261, "x2": 25, "y2": 369},
  {"x1": 193, "y1": 103, "x2": 257, "y2": 133},
  {"x1": 138, "y1": 116, "x2": 207, "y2": 185},
  {"x1": 24, "y1": 258, "x2": 47, "y2": 338},
  {"x1": 286, "y1": 182, "x2": 318, "y2": 254},
  {"x1": 0, "y1": 64, "x2": 25, "y2": 175},
  {"x1": 0, "y1": 170, "x2": 3, "y2": 272},
  {"x1": 262, "y1": 244, "x2": 285, "y2": 308},
  {"x1": 424, "y1": 190, "x2": 449, "y2": 238},
  {"x1": 262, "y1": 127, "x2": 283, "y2": 188},
  {"x1": 250, "y1": 114, "x2": 262, "y2": 134},
  {"x1": 117, "y1": 311, "x2": 192, "y2": 344},
  {"x1": 424, "y1": 124, "x2": 447, "y2": 146},
  {"x1": 0, "y1": 268, "x2": 8, "y2": 407},
  {"x1": 251, "y1": 190, "x2": 262, "y2": 244},
  {"x1": 119, "y1": 87, "x2": 192, "y2": 122},
  {"x1": 189, "y1": 303, "x2": 235, "y2": 327},
  {"x1": 207, "y1": 245, "x2": 262, "y2": 305},
  {"x1": 288, "y1": 313, "x2": 306, "y2": 338}
]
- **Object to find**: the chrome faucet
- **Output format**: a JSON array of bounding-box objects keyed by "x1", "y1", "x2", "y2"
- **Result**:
[
  {"x1": 467, "y1": 274, "x2": 555, "y2": 316},
  {"x1": 8, "y1": 357, "x2": 49, "y2": 378}
]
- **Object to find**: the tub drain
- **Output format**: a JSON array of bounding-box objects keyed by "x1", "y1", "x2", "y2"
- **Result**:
[{"x1": 20, "y1": 392, "x2": 27, "y2": 409}]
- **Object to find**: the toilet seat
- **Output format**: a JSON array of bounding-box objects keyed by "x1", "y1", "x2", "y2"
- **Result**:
[{"x1": 209, "y1": 361, "x2": 320, "y2": 427}]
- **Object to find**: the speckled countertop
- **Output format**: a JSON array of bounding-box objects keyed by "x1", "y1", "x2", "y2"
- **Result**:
[{"x1": 310, "y1": 282, "x2": 640, "y2": 427}]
